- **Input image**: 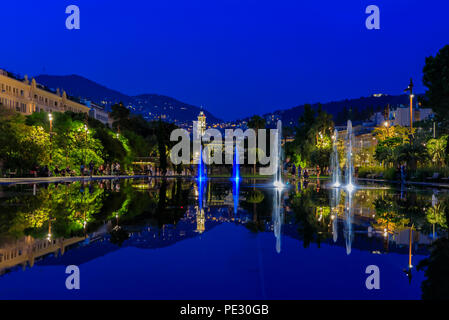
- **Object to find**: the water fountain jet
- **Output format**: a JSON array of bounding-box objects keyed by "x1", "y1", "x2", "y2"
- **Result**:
[
  {"x1": 331, "y1": 129, "x2": 341, "y2": 188},
  {"x1": 344, "y1": 120, "x2": 356, "y2": 192}
]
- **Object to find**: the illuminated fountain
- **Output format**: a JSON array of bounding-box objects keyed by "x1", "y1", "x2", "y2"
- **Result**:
[
  {"x1": 331, "y1": 129, "x2": 341, "y2": 188},
  {"x1": 232, "y1": 143, "x2": 240, "y2": 182},
  {"x1": 345, "y1": 120, "x2": 355, "y2": 192},
  {"x1": 273, "y1": 186, "x2": 284, "y2": 254},
  {"x1": 273, "y1": 120, "x2": 284, "y2": 189},
  {"x1": 231, "y1": 143, "x2": 241, "y2": 214},
  {"x1": 232, "y1": 178, "x2": 239, "y2": 214}
]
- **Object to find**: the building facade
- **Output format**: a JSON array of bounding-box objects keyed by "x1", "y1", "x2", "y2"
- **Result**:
[
  {"x1": 197, "y1": 111, "x2": 206, "y2": 138},
  {"x1": 85, "y1": 100, "x2": 110, "y2": 125},
  {"x1": 0, "y1": 69, "x2": 89, "y2": 115},
  {"x1": 391, "y1": 104, "x2": 434, "y2": 127}
]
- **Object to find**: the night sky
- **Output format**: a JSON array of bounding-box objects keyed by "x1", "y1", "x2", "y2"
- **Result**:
[{"x1": 1, "y1": 0, "x2": 448, "y2": 120}]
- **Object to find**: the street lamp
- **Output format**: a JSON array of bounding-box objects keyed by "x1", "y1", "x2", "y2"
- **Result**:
[
  {"x1": 84, "y1": 124, "x2": 89, "y2": 166},
  {"x1": 404, "y1": 78, "x2": 414, "y2": 134},
  {"x1": 49, "y1": 113, "x2": 53, "y2": 164}
]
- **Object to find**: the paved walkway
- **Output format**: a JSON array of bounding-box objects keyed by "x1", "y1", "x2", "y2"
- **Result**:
[
  {"x1": 358, "y1": 178, "x2": 449, "y2": 189},
  {"x1": 3, "y1": 175, "x2": 449, "y2": 189}
]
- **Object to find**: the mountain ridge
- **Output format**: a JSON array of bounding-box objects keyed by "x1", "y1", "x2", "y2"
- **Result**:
[{"x1": 34, "y1": 74, "x2": 222, "y2": 124}]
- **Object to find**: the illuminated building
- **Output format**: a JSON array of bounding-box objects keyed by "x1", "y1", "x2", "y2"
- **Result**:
[{"x1": 0, "y1": 69, "x2": 89, "y2": 115}]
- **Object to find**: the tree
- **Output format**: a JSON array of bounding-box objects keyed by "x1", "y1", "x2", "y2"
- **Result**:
[
  {"x1": 417, "y1": 238, "x2": 449, "y2": 300},
  {"x1": 394, "y1": 141, "x2": 429, "y2": 170},
  {"x1": 423, "y1": 45, "x2": 449, "y2": 122},
  {"x1": 427, "y1": 135, "x2": 448, "y2": 166},
  {"x1": 110, "y1": 102, "x2": 131, "y2": 131},
  {"x1": 291, "y1": 104, "x2": 334, "y2": 168},
  {"x1": 248, "y1": 115, "x2": 266, "y2": 174},
  {"x1": 0, "y1": 114, "x2": 50, "y2": 171}
]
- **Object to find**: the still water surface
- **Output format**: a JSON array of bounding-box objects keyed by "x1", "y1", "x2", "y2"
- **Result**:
[{"x1": 0, "y1": 178, "x2": 447, "y2": 299}]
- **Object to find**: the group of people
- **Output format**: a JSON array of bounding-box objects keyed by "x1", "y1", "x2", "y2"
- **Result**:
[{"x1": 79, "y1": 162, "x2": 122, "y2": 177}]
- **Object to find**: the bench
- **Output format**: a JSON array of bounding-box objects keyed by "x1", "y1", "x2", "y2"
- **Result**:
[{"x1": 426, "y1": 173, "x2": 440, "y2": 180}]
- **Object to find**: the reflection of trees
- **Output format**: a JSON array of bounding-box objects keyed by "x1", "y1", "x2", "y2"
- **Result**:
[
  {"x1": 290, "y1": 188, "x2": 331, "y2": 248},
  {"x1": 373, "y1": 196, "x2": 409, "y2": 234},
  {"x1": 1, "y1": 183, "x2": 105, "y2": 239},
  {"x1": 244, "y1": 188, "x2": 265, "y2": 233},
  {"x1": 372, "y1": 193, "x2": 437, "y2": 234}
]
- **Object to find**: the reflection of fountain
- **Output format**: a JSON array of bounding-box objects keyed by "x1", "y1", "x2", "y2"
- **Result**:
[
  {"x1": 231, "y1": 143, "x2": 241, "y2": 214},
  {"x1": 273, "y1": 187, "x2": 284, "y2": 253},
  {"x1": 331, "y1": 129, "x2": 341, "y2": 188},
  {"x1": 343, "y1": 190, "x2": 354, "y2": 255},
  {"x1": 345, "y1": 120, "x2": 355, "y2": 192},
  {"x1": 330, "y1": 187, "x2": 341, "y2": 243},
  {"x1": 273, "y1": 120, "x2": 284, "y2": 188},
  {"x1": 195, "y1": 179, "x2": 206, "y2": 234}
]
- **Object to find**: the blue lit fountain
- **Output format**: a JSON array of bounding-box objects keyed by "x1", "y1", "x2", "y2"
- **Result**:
[
  {"x1": 232, "y1": 143, "x2": 240, "y2": 214},
  {"x1": 331, "y1": 129, "x2": 341, "y2": 188},
  {"x1": 273, "y1": 120, "x2": 284, "y2": 189},
  {"x1": 343, "y1": 120, "x2": 355, "y2": 254},
  {"x1": 272, "y1": 120, "x2": 284, "y2": 253},
  {"x1": 345, "y1": 120, "x2": 355, "y2": 192},
  {"x1": 343, "y1": 189, "x2": 354, "y2": 255},
  {"x1": 198, "y1": 144, "x2": 206, "y2": 182}
]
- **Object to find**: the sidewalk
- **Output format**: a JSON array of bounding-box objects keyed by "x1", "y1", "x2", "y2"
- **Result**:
[{"x1": 0, "y1": 175, "x2": 153, "y2": 185}]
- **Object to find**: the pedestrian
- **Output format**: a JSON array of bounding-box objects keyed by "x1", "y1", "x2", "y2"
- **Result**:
[
  {"x1": 80, "y1": 164, "x2": 85, "y2": 177},
  {"x1": 304, "y1": 169, "x2": 309, "y2": 179}
]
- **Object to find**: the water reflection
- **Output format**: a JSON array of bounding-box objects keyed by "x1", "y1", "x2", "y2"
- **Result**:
[{"x1": 344, "y1": 190, "x2": 354, "y2": 255}]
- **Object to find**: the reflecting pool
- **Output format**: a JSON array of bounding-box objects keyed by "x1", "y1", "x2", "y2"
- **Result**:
[{"x1": 0, "y1": 178, "x2": 448, "y2": 299}]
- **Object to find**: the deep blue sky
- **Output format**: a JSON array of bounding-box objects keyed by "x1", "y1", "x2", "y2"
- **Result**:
[{"x1": 1, "y1": 0, "x2": 448, "y2": 120}]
